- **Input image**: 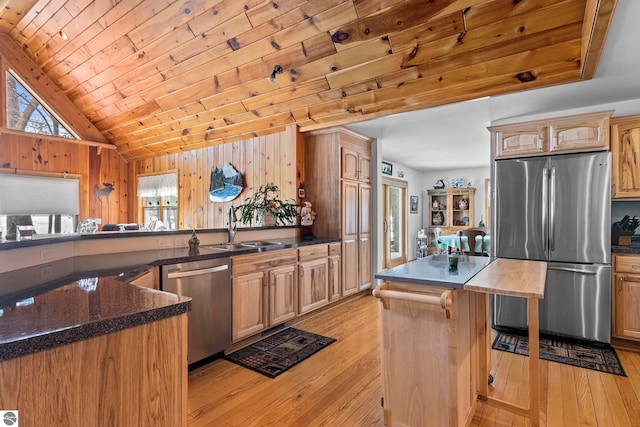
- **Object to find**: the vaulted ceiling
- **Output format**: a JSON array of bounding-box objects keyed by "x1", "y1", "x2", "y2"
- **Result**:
[{"x1": 0, "y1": 0, "x2": 616, "y2": 161}]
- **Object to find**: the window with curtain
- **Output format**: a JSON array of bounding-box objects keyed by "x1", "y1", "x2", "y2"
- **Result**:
[
  {"x1": 137, "y1": 172, "x2": 178, "y2": 197},
  {"x1": 137, "y1": 172, "x2": 179, "y2": 230}
]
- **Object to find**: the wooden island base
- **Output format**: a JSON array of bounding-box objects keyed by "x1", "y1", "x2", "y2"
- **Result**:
[
  {"x1": 374, "y1": 282, "x2": 480, "y2": 426},
  {"x1": 375, "y1": 256, "x2": 547, "y2": 427}
]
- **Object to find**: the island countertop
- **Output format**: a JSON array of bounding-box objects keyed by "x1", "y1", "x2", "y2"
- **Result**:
[{"x1": 374, "y1": 253, "x2": 493, "y2": 288}]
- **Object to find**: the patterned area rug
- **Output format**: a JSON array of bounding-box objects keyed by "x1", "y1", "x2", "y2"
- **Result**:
[
  {"x1": 224, "y1": 328, "x2": 336, "y2": 378},
  {"x1": 492, "y1": 329, "x2": 626, "y2": 376}
]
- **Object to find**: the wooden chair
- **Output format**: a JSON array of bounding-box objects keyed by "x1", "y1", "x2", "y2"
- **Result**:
[{"x1": 458, "y1": 228, "x2": 488, "y2": 256}]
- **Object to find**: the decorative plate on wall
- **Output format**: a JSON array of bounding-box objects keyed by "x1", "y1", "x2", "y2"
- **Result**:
[
  {"x1": 451, "y1": 178, "x2": 463, "y2": 188},
  {"x1": 209, "y1": 163, "x2": 244, "y2": 202}
]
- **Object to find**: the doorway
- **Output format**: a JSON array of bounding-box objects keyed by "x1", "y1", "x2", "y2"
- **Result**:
[{"x1": 382, "y1": 180, "x2": 407, "y2": 268}]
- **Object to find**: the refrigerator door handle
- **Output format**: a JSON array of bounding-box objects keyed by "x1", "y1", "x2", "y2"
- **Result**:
[
  {"x1": 549, "y1": 166, "x2": 556, "y2": 252},
  {"x1": 542, "y1": 166, "x2": 549, "y2": 253},
  {"x1": 547, "y1": 266, "x2": 598, "y2": 275}
]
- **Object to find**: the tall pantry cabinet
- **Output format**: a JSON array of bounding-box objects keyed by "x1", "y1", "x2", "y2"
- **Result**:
[{"x1": 303, "y1": 127, "x2": 373, "y2": 297}]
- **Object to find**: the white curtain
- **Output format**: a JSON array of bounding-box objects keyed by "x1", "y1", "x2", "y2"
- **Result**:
[
  {"x1": 137, "y1": 173, "x2": 177, "y2": 197},
  {"x1": 0, "y1": 173, "x2": 79, "y2": 215}
]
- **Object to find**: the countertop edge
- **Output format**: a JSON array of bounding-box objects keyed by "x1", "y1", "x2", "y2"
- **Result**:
[
  {"x1": 0, "y1": 298, "x2": 191, "y2": 362},
  {"x1": 373, "y1": 273, "x2": 465, "y2": 288}
]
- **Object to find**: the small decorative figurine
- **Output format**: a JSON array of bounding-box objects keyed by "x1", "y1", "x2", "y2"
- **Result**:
[
  {"x1": 188, "y1": 229, "x2": 200, "y2": 255},
  {"x1": 300, "y1": 201, "x2": 316, "y2": 240}
]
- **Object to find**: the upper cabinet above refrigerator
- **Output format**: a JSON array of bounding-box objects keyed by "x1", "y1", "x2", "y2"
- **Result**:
[
  {"x1": 611, "y1": 114, "x2": 640, "y2": 198},
  {"x1": 489, "y1": 110, "x2": 613, "y2": 160}
]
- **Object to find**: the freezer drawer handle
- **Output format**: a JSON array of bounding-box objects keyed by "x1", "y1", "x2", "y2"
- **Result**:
[
  {"x1": 373, "y1": 283, "x2": 453, "y2": 318},
  {"x1": 547, "y1": 266, "x2": 597, "y2": 275},
  {"x1": 167, "y1": 264, "x2": 229, "y2": 279}
]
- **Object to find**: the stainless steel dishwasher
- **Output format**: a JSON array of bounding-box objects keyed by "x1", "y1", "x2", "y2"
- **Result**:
[{"x1": 162, "y1": 257, "x2": 231, "y2": 366}]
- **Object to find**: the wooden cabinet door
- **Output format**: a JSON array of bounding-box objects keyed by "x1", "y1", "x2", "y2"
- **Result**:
[
  {"x1": 358, "y1": 234, "x2": 372, "y2": 289},
  {"x1": 328, "y1": 255, "x2": 341, "y2": 301},
  {"x1": 342, "y1": 237, "x2": 359, "y2": 296},
  {"x1": 549, "y1": 112, "x2": 609, "y2": 153},
  {"x1": 359, "y1": 183, "x2": 371, "y2": 235},
  {"x1": 493, "y1": 124, "x2": 547, "y2": 158},
  {"x1": 611, "y1": 118, "x2": 640, "y2": 198},
  {"x1": 358, "y1": 153, "x2": 372, "y2": 182},
  {"x1": 342, "y1": 179, "x2": 358, "y2": 295},
  {"x1": 614, "y1": 274, "x2": 640, "y2": 341},
  {"x1": 268, "y1": 264, "x2": 297, "y2": 326},
  {"x1": 298, "y1": 258, "x2": 328, "y2": 314},
  {"x1": 341, "y1": 147, "x2": 359, "y2": 180},
  {"x1": 232, "y1": 271, "x2": 266, "y2": 341},
  {"x1": 358, "y1": 183, "x2": 371, "y2": 286},
  {"x1": 342, "y1": 180, "x2": 358, "y2": 236}
]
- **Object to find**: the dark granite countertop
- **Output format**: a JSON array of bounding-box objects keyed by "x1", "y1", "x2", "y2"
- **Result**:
[
  {"x1": 0, "y1": 237, "x2": 338, "y2": 360},
  {"x1": 0, "y1": 225, "x2": 297, "y2": 251},
  {"x1": 0, "y1": 273, "x2": 191, "y2": 361},
  {"x1": 611, "y1": 245, "x2": 640, "y2": 255},
  {"x1": 375, "y1": 254, "x2": 493, "y2": 288}
]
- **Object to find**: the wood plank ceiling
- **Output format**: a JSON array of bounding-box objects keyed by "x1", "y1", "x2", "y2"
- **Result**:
[{"x1": 0, "y1": 0, "x2": 616, "y2": 161}]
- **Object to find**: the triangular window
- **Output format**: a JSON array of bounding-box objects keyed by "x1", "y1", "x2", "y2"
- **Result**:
[{"x1": 5, "y1": 70, "x2": 77, "y2": 139}]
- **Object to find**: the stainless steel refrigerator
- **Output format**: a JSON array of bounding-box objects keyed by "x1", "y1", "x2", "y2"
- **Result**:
[{"x1": 493, "y1": 151, "x2": 611, "y2": 343}]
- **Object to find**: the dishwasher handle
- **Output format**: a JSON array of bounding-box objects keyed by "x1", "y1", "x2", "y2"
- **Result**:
[{"x1": 167, "y1": 264, "x2": 229, "y2": 279}]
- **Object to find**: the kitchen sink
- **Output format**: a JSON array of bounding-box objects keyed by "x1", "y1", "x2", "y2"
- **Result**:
[
  {"x1": 204, "y1": 241, "x2": 283, "y2": 251},
  {"x1": 241, "y1": 240, "x2": 283, "y2": 248},
  {"x1": 205, "y1": 243, "x2": 253, "y2": 251}
]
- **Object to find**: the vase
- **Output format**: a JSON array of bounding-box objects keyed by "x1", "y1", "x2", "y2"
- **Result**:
[
  {"x1": 255, "y1": 210, "x2": 276, "y2": 227},
  {"x1": 433, "y1": 211, "x2": 444, "y2": 225}
]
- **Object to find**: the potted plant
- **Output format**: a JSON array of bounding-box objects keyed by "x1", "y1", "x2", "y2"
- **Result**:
[{"x1": 234, "y1": 183, "x2": 299, "y2": 226}]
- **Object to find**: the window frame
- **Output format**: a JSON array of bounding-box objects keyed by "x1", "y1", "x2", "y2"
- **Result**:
[{"x1": 4, "y1": 68, "x2": 79, "y2": 140}]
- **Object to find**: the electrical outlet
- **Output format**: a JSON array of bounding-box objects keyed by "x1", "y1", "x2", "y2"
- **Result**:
[
  {"x1": 40, "y1": 248, "x2": 53, "y2": 261},
  {"x1": 157, "y1": 239, "x2": 171, "y2": 248},
  {"x1": 39, "y1": 265, "x2": 53, "y2": 280},
  {"x1": 158, "y1": 250, "x2": 172, "y2": 258},
  {"x1": 174, "y1": 237, "x2": 187, "y2": 247}
]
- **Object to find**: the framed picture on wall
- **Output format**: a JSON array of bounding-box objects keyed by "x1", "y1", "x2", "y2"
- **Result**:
[
  {"x1": 382, "y1": 161, "x2": 393, "y2": 175},
  {"x1": 410, "y1": 195, "x2": 419, "y2": 214}
]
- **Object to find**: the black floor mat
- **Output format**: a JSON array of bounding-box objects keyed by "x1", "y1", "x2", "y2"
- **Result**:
[
  {"x1": 492, "y1": 329, "x2": 626, "y2": 376},
  {"x1": 224, "y1": 327, "x2": 336, "y2": 378}
]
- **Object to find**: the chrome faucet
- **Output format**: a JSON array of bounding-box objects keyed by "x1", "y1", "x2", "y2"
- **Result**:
[{"x1": 228, "y1": 207, "x2": 237, "y2": 243}]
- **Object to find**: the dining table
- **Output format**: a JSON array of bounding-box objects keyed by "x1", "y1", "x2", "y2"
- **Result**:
[{"x1": 438, "y1": 233, "x2": 491, "y2": 254}]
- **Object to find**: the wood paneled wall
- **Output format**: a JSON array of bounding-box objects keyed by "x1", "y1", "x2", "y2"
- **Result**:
[
  {"x1": 128, "y1": 126, "x2": 299, "y2": 230},
  {"x1": 0, "y1": 129, "x2": 128, "y2": 224}
]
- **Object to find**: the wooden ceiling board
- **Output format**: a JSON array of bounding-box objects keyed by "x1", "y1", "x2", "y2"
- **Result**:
[
  {"x1": 0, "y1": 0, "x2": 39, "y2": 34},
  {"x1": 0, "y1": 0, "x2": 617, "y2": 160}
]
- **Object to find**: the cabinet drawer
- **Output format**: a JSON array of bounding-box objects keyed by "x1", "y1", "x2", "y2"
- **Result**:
[
  {"x1": 298, "y1": 244, "x2": 328, "y2": 261},
  {"x1": 329, "y1": 242, "x2": 341, "y2": 257},
  {"x1": 232, "y1": 248, "x2": 297, "y2": 275},
  {"x1": 615, "y1": 256, "x2": 640, "y2": 274}
]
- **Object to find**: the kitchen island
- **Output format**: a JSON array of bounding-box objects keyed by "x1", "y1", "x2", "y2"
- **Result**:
[{"x1": 374, "y1": 254, "x2": 546, "y2": 427}]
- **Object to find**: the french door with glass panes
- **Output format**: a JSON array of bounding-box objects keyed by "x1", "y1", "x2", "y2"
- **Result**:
[{"x1": 382, "y1": 183, "x2": 407, "y2": 268}]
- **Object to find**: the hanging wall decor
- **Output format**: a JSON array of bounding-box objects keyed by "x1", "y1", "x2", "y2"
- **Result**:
[{"x1": 209, "y1": 163, "x2": 244, "y2": 202}]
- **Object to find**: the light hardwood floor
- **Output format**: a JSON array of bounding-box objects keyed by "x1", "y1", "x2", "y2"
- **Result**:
[{"x1": 188, "y1": 293, "x2": 640, "y2": 426}]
